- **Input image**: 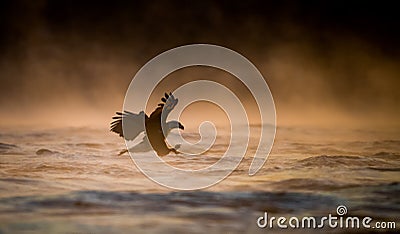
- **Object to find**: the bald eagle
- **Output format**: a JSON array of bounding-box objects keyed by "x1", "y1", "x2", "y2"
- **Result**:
[{"x1": 110, "y1": 93, "x2": 184, "y2": 156}]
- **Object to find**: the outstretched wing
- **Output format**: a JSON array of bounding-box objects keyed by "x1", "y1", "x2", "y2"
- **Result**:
[
  {"x1": 110, "y1": 110, "x2": 147, "y2": 140},
  {"x1": 149, "y1": 92, "x2": 178, "y2": 124}
]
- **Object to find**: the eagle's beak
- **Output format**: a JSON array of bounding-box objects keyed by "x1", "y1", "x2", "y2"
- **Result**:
[{"x1": 179, "y1": 123, "x2": 185, "y2": 130}]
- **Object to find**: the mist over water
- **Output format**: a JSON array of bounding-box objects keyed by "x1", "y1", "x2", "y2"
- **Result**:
[{"x1": 0, "y1": 1, "x2": 399, "y2": 128}]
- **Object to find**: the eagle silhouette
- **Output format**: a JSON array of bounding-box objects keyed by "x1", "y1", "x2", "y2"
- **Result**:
[{"x1": 110, "y1": 92, "x2": 184, "y2": 156}]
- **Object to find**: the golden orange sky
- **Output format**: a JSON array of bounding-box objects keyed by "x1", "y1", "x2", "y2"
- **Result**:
[{"x1": 0, "y1": 1, "x2": 399, "y2": 130}]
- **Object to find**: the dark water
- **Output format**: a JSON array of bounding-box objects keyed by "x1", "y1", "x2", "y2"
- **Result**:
[{"x1": 0, "y1": 126, "x2": 399, "y2": 233}]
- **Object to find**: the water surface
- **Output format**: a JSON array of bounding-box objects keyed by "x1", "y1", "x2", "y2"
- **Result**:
[{"x1": 0, "y1": 126, "x2": 399, "y2": 233}]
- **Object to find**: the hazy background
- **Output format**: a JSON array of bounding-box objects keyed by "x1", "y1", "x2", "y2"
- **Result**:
[{"x1": 1, "y1": 0, "x2": 399, "y2": 129}]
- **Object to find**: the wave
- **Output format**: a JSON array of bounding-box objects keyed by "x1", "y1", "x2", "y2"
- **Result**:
[
  {"x1": 296, "y1": 154, "x2": 397, "y2": 168},
  {"x1": 269, "y1": 178, "x2": 357, "y2": 191},
  {"x1": 0, "y1": 142, "x2": 21, "y2": 155},
  {"x1": 1, "y1": 190, "x2": 340, "y2": 215},
  {"x1": 0, "y1": 142, "x2": 17, "y2": 150},
  {"x1": 366, "y1": 167, "x2": 400, "y2": 171},
  {"x1": 35, "y1": 148, "x2": 58, "y2": 156}
]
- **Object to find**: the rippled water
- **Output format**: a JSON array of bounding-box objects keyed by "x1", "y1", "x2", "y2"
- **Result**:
[{"x1": 0, "y1": 126, "x2": 399, "y2": 233}]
